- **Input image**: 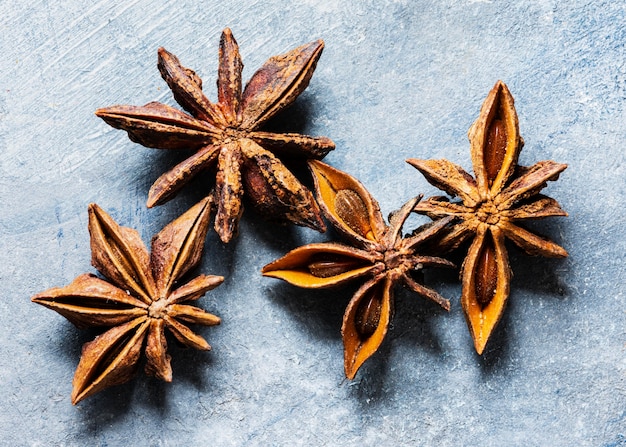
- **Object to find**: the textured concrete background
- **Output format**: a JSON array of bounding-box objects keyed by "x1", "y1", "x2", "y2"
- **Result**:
[{"x1": 1, "y1": 1, "x2": 625, "y2": 446}]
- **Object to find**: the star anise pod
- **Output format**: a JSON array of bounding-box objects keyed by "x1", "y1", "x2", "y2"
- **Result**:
[
  {"x1": 95, "y1": 28, "x2": 335, "y2": 243},
  {"x1": 31, "y1": 197, "x2": 222, "y2": 404},
  {"x1": 407, "y1": 81, "x2": 568, "y2": 354},
  {"x1": 262, "y1": 161, "x2": 454, "y2": 378}
]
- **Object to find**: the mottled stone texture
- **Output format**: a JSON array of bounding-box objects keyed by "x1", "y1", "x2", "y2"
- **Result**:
[{"x1": 0, "y1": 1, "x2": 624, "y2": 446}]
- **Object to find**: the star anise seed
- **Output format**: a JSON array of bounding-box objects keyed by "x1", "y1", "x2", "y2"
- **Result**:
[
  {"x1": 31, "y1": 197, "x2": 222, "y2": 404},
  {"x1": 96, "y1": 28, "x2": 335, "y2": 243},
  {"x1": 263, "y1": 161, "x2": 454, "y2": 379},
  {"x1": 407, "y1": 80, "x2": 568, "y2": 354}
]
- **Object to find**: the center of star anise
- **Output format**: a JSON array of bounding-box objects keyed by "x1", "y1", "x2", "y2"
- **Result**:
[
  {"x1": 222, "y1": 127, "x2": 244, "y2": 143},
  {"x1": 148, "y1": 298, "x2": 168, "y2": 319},
  {"x1": 475, "y1": 201, "x2": 500, "y2": 225},
  {"x1": 383, "y1": 248, "x2": 405, "y2": 271}
]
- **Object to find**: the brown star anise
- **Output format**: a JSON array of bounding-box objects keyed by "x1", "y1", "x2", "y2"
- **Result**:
[
  {"x1": 96, "y1": 28, "x2": 335, "y2": 243},
  {"x1": 262, "y1": 160, "x2": 454, "y2": 378},
  {"x1": 407, "y1": 81, "x2": 568, "y2": 354},
  {"x1": 31, "y1": 197, "x2": 222, "y2": 404}
]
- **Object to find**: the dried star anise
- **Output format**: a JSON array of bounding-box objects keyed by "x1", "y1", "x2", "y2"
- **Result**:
[
  {"x1": 31, "y1": 197, "x2": 222, "y2": 404},
  {"x1": 96, "y1": 28, "x2": 335, "y2": 243},
  {"x1": 407, "y1": 81, "x2": 568, "y2": 354},
  {"x1": 262, "y1": 161, "x2": 454, "y2": 378}
]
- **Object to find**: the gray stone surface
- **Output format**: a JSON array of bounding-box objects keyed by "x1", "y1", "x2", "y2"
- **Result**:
[{"x1": 1, "y1": 1, "x2": 624, "y2": 445}]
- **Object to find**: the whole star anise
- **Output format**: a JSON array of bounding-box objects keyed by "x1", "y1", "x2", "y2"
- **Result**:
[
  {"x1": 96, "y1": 28, "x2": 335, "y2": 243},
  {"x1": 262, "y1": 161, "x2": 454, "y2": 378},
  {"x1": 31, "y1": 197, "x2": 222, "y2": 404},
  {"x1": 407, "y1": 81, "x2": 568, "y2": 354}
]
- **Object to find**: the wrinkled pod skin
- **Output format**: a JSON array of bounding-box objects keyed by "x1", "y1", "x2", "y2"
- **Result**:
[{"x1": 96, "y1": 28, "x2": 335, "y2": 243}]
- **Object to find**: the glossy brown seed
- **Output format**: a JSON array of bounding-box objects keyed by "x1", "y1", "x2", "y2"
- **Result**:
[
  {"x1": 335, "y1": 189, "x2": 376, "y2": 241},
  {"x1": 474, "y1": 234, "x2": 498, "y2": 307},
  {"x1": 307, "y1": 255, "x2": 367, "y2": 278},
  {"x1": 484, "y1": 117, "x2": 507, "y2": 183},
  {"x1": 354, "y1": 292, "x2": 382, "y2": 339}
]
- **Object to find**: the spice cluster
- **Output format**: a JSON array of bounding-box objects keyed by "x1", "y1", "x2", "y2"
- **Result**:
[{"x1": 31, "y1": 29, "x2": 568, "y2": 403}]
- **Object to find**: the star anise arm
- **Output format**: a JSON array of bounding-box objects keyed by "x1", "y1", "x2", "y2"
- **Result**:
[
  {"x1": 239, "y1": 39, "x2": 324, "y2": 130},
  {"x1": 402, "y1": 214, "x2": 456, "y2": 251},
  {"x1": 461, "y1": 226, "x2": 511, "y2": 354},
  {"x1": 406, "y1": 158, "x2": 481, "y2": 207},
  {"x1": 71, "y1": 317, "x2": 150, "y2": 404},
  {"x1": 402, "y1": 272, "x2": 450, "y2": 311},
  {"x1": 499, "y1": 221, "x2": 568, "y2": 257},
  {"x1": 167, "y1": 274, "x2": 225, "y2": 304},
  {"x1": 449, "y1": 81, "x2": 522, "y2": 355},
  {"x1": 385, "y1": 196, "x2": 422, "y2": 245},
  {"x1": 401, "y1": 207, "x2": 456, "y2": 309},
  {"x1": 342, "y1": 276, "x2": 393, "y2": 379},
  {"x1": 31, "y1": 274, "x2": 148, "y2": 329},
  {"x1": 95, "y1": 103, "x2": 220, "y2": 150},
  {"x1": 411, "y1": 255, "x2": 457, "y2": 270},
  {"x1": 147, "y1": 144, "x2": 220, "y2": 208},
  {"x1": 157, "y1": 47, "x2": 226, "y2": 126},
  {"x1": 262, "y1": 242, "x2": 379, "y2": 288},
  {"x1": 217, "y1": 28, "x2": 243, "y2": 125},
  {"x1": 214, "y1": 143, "x2": 245, "y2": 243},
  {"x1": 240, "y1": 139, "x2": 326, "y2": 233},
  {"x1": 386, "y1": 198, "x2": 456, "y2": 263},
  {"x1": 88, "y1": 204, "x2": 156, "y2": 303},
  {"x1": 248, "y1": 131, "x2": 335, "y2": 159},
  {"x1": 166, "y1": 304, "x2": 221, "y2": 326},
  {"x1": 162, "y1": 315, "x2": 211, "y2": 350},
  {"x1": 468, "y1": 80, "x2": 523, "y2": 197},
  {"x1": 150, "y1": 196, "x2": 213, "y2": 295},
  {"x1": 505, "y1": 195, "x2": 568, "y2": 220},
  {"x1": 309, "y1": 160, "x2": 386, "y2": 247},
  {"x1": 391, "y1": 200, "x2": 460, "y2": 256},
  {"x1": 144, "y1": 318, "x2": 172, "y2": 382},
  {"x1": 496, "y1": 160, "x2": 568, "y2": 209},
  {"x1": 412, "y1": 196, "x2": 470, "y2": 220},
  {"x1": 164, "y1": 276, "x2": 223, "y2": 327},
  {"x1": 426, "y1": 221, "x2": 475, "y2": 253}
]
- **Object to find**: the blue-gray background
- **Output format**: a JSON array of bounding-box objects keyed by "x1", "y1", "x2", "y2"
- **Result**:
[{"x1": 1, "y1": 1, "x2": 624, "y2": 446}]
